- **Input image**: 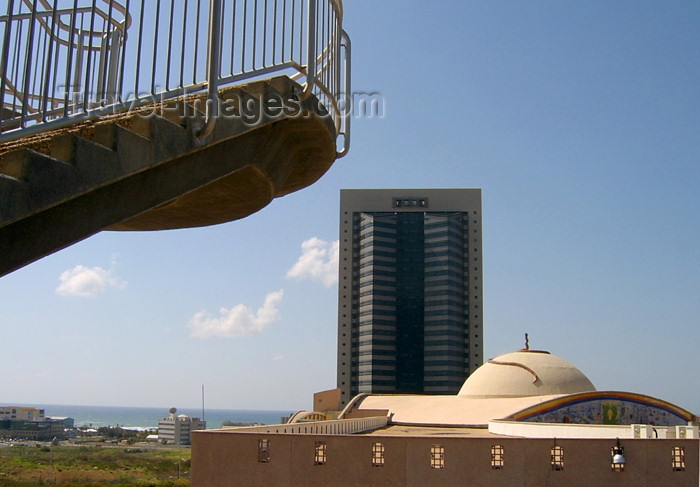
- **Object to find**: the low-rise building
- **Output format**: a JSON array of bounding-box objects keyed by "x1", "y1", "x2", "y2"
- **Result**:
[
  {"x1": 0, "y1": 419, "x2": 67, "y2": 441},
  {"x1": 47, "y1": 416, "x2": 75, "y2": 429},
  {"x1": 0, "y1": 406, "x2": 70, "y2": 441}
]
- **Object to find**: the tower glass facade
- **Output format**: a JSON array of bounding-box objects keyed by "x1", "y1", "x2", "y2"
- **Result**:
[{"x1": 338, "y1": 189, "x2": 483, "y2": 405}]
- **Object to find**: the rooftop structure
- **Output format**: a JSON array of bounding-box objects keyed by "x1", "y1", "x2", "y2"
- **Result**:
[
  {"x1": 346, "y1": 349, "x2": 695, "y2": 431},
  {"x1": 459, "y1": 348, "x2": 596, "y2": 397}
]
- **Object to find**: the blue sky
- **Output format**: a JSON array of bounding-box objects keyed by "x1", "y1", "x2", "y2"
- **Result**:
[{"x1": 1, "y1": 1, "x2": 699, "y2": 415}]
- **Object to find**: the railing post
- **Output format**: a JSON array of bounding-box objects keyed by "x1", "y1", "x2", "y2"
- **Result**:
[
  {"x1": 336, "y1": 28, "x2": 350, "y2": 158},
  {"x1": 40, "y1": 2, "x2": 60, "y2": 122},
  {"x1": 0, "y1": 0, "x2": 16, "y2": 126},
  {"x1": 20, "y1": 0, "x2": 40, "y2": 127},
  {"x1": 303, "y1": 0, "x2": 316, "y2": 98},
  {"x1": 105, "y1": 30, "x2": 122, "y2": 104},
  {"x1": 72, "y1": 32, "x2": 85, "y2": 113},
  {"x1": 96, "y1": 33, "x2": 110, "y2": 102},
  {"x1": 196, "y1": 0, "x2": 223, "y2": 141}
]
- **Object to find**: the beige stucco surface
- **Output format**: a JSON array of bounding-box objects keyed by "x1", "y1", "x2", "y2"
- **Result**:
[
  {"x1": 192, "y1": 430, "x2": 699, "y2": 487},
  {"x1": 354, "y1": 394, "x2": 567, "y2": 427}
]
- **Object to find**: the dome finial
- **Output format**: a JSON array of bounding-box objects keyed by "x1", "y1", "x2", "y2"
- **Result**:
[{"x1": 524, "y1": 333, "x2": 530, "y2": 351}]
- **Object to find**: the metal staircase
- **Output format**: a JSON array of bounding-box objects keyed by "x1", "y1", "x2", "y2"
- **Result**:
[{"x1": 0, "y1": 0, "x2": 350, "y2": 277}]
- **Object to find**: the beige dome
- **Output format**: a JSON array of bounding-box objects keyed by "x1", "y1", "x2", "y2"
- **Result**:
[{"x1": 459, "y1": 350, "x2": 596, "y2": 397}]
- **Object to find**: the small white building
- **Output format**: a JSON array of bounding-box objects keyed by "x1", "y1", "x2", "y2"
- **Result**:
[{"x1": 158, "y1": 408, "x2": 206, "y2": 445}]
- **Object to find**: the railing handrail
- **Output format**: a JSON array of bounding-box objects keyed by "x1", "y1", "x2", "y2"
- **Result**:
[
  {"x1": 216, "y1": 416, "x2": 388, "y2": 436},
  {"x1": 195, "y1": 0, "x2": 222, "y2": 141},
  {"x1": 0, "y1": 0, "x2": 350, "y2": 157},
  {"x1": 8, "y1": 1, "x2": 131, "y2": 50}
]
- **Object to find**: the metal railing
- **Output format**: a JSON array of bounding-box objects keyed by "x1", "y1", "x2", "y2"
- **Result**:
[
  {"x1": 0, "y1": 0, "x2": 350, "y2": 156},
  {"x1": 217, "y1": 416, "x2": 389, "y2": 435}
]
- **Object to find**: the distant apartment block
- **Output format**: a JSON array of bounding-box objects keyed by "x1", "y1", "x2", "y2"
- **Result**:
[
  {"x1": 337, "y1": 189, "x2": 483, "y2": 405},
  {"x1": 158, "y1": 408, "x2": 206, "y2": 445}
]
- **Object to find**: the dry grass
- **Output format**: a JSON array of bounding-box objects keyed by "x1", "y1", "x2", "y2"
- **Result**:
[{"x1": 0, "y1": 444, "x2": 191, "y2": 487}]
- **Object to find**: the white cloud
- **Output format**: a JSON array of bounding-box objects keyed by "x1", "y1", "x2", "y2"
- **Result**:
[
  {"x1": 189, "y1": 290, "x2": 284, "y2": 339},
  {"x1": 286, "y1": 238, "x2": 339, "y2": 287},
  {"x1": 56, "y1": 264, "x2": 127, "y2": 298}
]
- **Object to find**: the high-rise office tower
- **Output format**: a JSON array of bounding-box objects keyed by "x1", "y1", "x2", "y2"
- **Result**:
[{"x1": 337, "y1": 189, "x2": 483, "y2": 406}]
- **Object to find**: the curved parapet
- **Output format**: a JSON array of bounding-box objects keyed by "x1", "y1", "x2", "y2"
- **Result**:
[
  {"x1": 338, "y1": 393, "x2": 372, "y2": 419},
  {"x1": 505, "y1": 391, "x2": 698, "y2": 426},
  {"x1": 287, "y1": 411, "x2": 328, "y2": 423}
]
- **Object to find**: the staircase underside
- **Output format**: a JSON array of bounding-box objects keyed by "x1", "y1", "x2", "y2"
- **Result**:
[{"x1": 0, "y1": 76, "x2": 338, "y2": 277}]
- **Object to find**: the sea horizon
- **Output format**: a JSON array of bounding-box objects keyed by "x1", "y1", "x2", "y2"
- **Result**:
[{"x1": 1, "y1": 403, "x2": 297, "y2": 430}]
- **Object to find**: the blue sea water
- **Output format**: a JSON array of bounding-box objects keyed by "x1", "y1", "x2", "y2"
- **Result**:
[{"x1": 10, "y1": 404, "x2": 294, "y2": 430}]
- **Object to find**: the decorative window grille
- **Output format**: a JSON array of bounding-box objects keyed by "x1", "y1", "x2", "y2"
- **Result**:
[
  {"x1": 551, "y1": 445, "x2": 564, "y2": 471},
  {"x1": 491, "y1": 445, "x2": 504, "y2": 470},
  {"x1": 257, "y1": 438, "x2": 270, "y2": 463},
  {"x1": 672, "y1": 446, "x2": 685, "y2": 472},
  {"x1": 372, "y1": 442, "x2": 385, "y2": 467},
  {"x1": 314, "y1": 441, "x2": 327, "y2": 466},
  {"x1": 430, "y1": 444, "x2": 445, "y2": 469}
]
